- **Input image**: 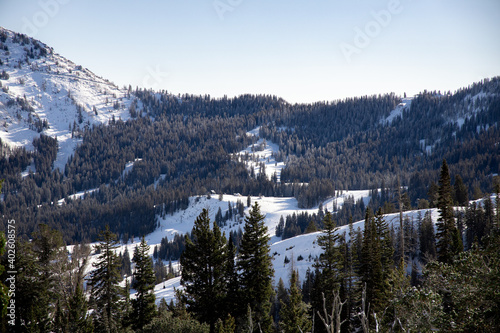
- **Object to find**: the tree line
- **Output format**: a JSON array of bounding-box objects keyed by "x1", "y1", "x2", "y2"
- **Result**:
[
  {"x1": 1, "y1": 78, "x2": 498, "y2": 245},
  {"x1": 1, "y1": 166, "x2": 499, "y2": 331}
]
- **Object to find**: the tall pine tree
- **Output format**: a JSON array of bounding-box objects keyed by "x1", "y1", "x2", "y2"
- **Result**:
[
  {"x1": 238, "y1": 202, "x2": 274, "y2": 333},
  {"x1": 359, "y1": 208, "x2": 394, "y2": 316},
  {"x1": 311, "y1": 210, "x2": 346, "y2": 333},
  {"x1": 89, "y1": 225, "x2": 124, "y2": 333},
  {"x1": 436, "y1": 159, "x2": 462, "y2": 264},
  {"x1": 181, "y1": 209, "x2": 229, "y2": 333},
  {"x1": 279, "y1": 270, "x2": 311, "y2": 333},
  {"x1": 130, "y1": 236, "x2": 157, "y2": 331},
  {"x1": 419, "y1": 211, "x2": 436, "y2": 262}
]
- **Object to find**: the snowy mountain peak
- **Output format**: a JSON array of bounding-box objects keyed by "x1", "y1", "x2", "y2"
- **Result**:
[{"x1": 0, "y1": 27, "x2": 138, "y2": 170}]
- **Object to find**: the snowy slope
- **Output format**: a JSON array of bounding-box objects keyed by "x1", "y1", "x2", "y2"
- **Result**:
[
  {"x1": 380, "y1": 97, "x2": 413, "y2": 125},
  {"x1": 146, "y1": 202, "x2": 442, "y2": 304},
  {"x1": 0, "y1": 27, "x2": 137, "y2": 170},
  {"x1": 73, "y1": 187, "x2": 445, "y2": 305},
  {"x1": 452, "y1": 91, "x2": 496, "y2": 130},
  {"x1": 234, "y1": 126, "x2": 286, "y2": 182}
]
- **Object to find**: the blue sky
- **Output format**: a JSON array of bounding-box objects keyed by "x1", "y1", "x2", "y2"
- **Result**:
[{"x1": 1, "y1": 0, "x2": 499, "y2": 103}]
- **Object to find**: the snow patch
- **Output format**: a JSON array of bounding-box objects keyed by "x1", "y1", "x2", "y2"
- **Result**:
[
  {"x1": 122, "y1": 158, "x2": 142, "y2": 178},
  {"x1": 236, "y1": 126, "x2": 285, "y2": 182},
  {"x1": 380, "y1": 97, "x2": 413, "y2": 125}
]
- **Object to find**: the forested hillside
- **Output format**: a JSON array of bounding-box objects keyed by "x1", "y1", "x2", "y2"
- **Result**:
[{"x1": 2, "y1": 73, "x2": 499, "y2": 242}]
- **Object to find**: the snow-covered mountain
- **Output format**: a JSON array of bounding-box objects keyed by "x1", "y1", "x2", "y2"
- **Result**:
[{"x1": 0, "y1": 27, "x2": 137, "y2": 170}]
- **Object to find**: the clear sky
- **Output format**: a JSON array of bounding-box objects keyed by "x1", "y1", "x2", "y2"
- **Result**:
[{"x1": 1, "y1": 0, "x2": 499, "y2": 103}]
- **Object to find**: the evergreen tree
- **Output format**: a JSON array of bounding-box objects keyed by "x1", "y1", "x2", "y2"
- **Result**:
[
  {"x1": 344, "y1": 216, "x2": 358, "y2": 332},
  {"x1": 359, "y1": 208, "x2": 394, "y2": 316},
  {"x1": 301, "y1": 268, "x2": 315, "y2": 305},
  {"x1": 359, "y1": 209, "x2": 374, "y2": 306},
  {"x1": 275, "y1": 277, "x2": 287, "y2": 324},
  {"x1": 121, "y1": 247, "x2": 132, "y2": 277},
  {"x1": 224, "y1": 238, "x2": 239, "y2": 318},
  {"x1": 89, "y1": 225, "x2": 124, "y2": 333},
  {"x1": 122, "y1": 278, "x2": 132, "y2": 326},
  {"x1": 312, "y1": 211, "x2": 345, "y2": 330},
  {"x1": 67, "y1": 285, "x2": 93, "y2": 333},
  {"x1": 180, "y1": 209, "x2": 228, "y2": 333},
  {"x1": 279, "y1": 270, "x2": 311, "y2": 333},
  {"x1": 372, "y1": 208, "x2": 393, "y2": 311},
  {"x1": 436, "y1": 160, "x2": 462, "y2": 264},
  {"x1": 12, "y1": 240, "x2": 42, "y2": 331},
  {"x1": 60, "y1": 243, "x2": 93, "y2": 333},
  {"x1": 140, "y1": 310, "x2": 210, "y2": 333},
  {"x1": 483, "y1": 195, "x2": 495, "y2": 239},
  {"x1": 315, "y1": 212, "x2": 343, "y2": 290},
  {"x1": 427, "y1": 182, "x2": 440, "y2": 208},
  {"x1": 305, "y1": 220, "x2": 318, "y2": 233},
  {"x1": 454, "y1": 175, "x2": 468, "y2": 206},
  {"x1": 419, "y1": 211, "x2": 436, "y2": 262},
  {"x1": 276, "y1": 215, "x2": 285, "y2": 237},
  {"x1": 130, "y1": 236, "x2": 157, "y2": 331},
  {"x1": 13, "y1": 224, "x2": 65, "y2": 332},
  {"x1": 422, "y1": 231, "x2": 500, "y2": 332},
  {"x1": 238, "y1": 202, "x2": 274, "y2": 332}
]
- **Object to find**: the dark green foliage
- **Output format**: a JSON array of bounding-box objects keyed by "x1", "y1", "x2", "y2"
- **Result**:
[
  {"x1": 275, "y1": 215, "x2": 284, "y2": 237},
  {"x1": 215, "y1": 314, "x2": 236, "y2": 333},
  {"x1": 279, "y1": 270, "x2": 311, "y2": 333},
  {"x1": 32, "y1": 134, "x2": 58, "y2": 173},
  {"x1": 427, "y1": 182, "x2": 440, "y2": 208},
  {"x1": 359, "y1": 209, "x2": 394, "y2": 315},
  {"x1": 121, "y1": 247, "x2": 132, "y2": 277},
  {"x1": 419, "y1": 211, "x2": 436, "y2": 262},
  {"x1": 315, "y1": 212, "x2": 343, "y2": 291},
  {"x1": 274, "y1": 277, "x2": 287, "y2": 324},
  {"x1": 238, "y1": 202, "x2": 274, "y2": 332},
  {"x1": 157, "y1": 233, "x2": 187, "y2": 261},
  {"x1": 67, "y1": 285, "x2": 94, "y2": 333},
  {"x1": 454, "y1": 175, "x2": 468, "y2": 206},
  {"x1": 139, "y1": 310, "x2": 209, "y2": 333},
  {"x1": 436, "y1": 160, "x2": 462, "y2": 264},
  {"x1": 224, "y1": 238, "x2": 239, "y2": 319},
  {"x1": 89, "y1": 226, "x2": 124, "y2": 332},
  {"x1": 7, "y1": 224, "x2": 65, "y2": 332},
  {"x1": 180, "y1": 209, "x2": 229, "y2": 332},
  {"x1": 310, "y1": 211, "x2": 348, "y2": 333},
  {"x1": 131, "y1": 236, "x2": 157, "y2": 331},
  {"x1": 421, "y1": 231, "x2": 500, "y2": 332}
]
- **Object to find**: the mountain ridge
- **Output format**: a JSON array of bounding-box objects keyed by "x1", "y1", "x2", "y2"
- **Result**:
[{"x1": 0, "y1": 26, "x2": 137, "y2": 170}]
